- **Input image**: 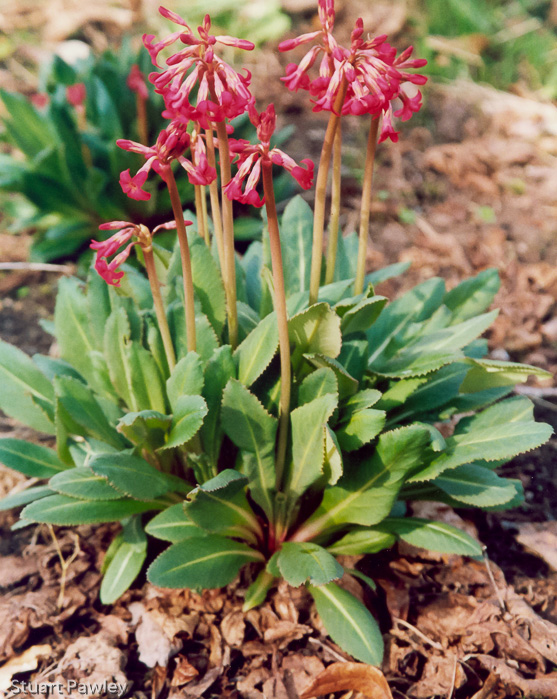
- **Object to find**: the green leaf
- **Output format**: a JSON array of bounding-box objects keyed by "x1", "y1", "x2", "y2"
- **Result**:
[
  {"x1": 221, "y1": 380, "x2": 277, "y2": 517},
  {"x1": 54, "y1": 376, "x2": 125, "y2": 449},
  {"x1": 327, "y1": 528, "x2": 396, "y2": 555},
  {"x1": 334, "y1": 231, "x2": 359, "y2": 281},
  {"x1": 0, "y1": 485, "x2": 52, "y2": 512},
  {"x1": 336, "y1": 409, "x2": 386, "y2": 452},
  {"x1": 49, "y1": 467, "x2": 123, "y2": 500},
  {"x1": 275, "y1": 542, "x2": 343, "y2": 587},
  {"x1": 161, "y1": 395, "x2": 208, "y2": 450},
  {"x1": 366, "y1": 261, "x2": 411, "y2": 286},
  {"x1": 305, "y1": 354, "x2": 359, "y2": 398},
  {"x1": 145, "y1": 503, "x2": 204, "y2": 543},
  {"x1": 22, "y1": 494, "x2": 158, "y2": 525},
  {"x1": 287, "y1": 393, "x2": 338, "y2": 497},
  {"x1": 243, "y1": 570, "x2": 275, "y2": 612},
  {"x1": 304, "y1": 425, "x2": 432, "y2": 533},
  {"x1": 444, "y1": 268, "x2": 500, "y2": 322},
  {"x1": 200, "y1": 345, "x2": 236, "y2": 467},
  {"x1": 299, "y1": 368, "x2": 338, "y2": 405},
  {"x1": 0, "y1": 439, "x2": 66, "y2": 478},
  {"x1": 54, "y1": 277, "x2": 97, "y2": 385},
  {"x1": 166, "y1": 353, "x2": 205, "y2": 410},
  {"x1": 434, "y1": 463, "x2": 518, "y2": 506},
  {"x1": 147, "y1": 535, "x2": 263, "y2": 589},
  {"x1": 100, "y1": 516, "x2": 147, "y2": 604},
  {"x1": 186, "y1": 470, "x2": 259, "y2": 540},
  {"x1": 280, "y1": 195, "x2": 313, "y2": 296},
  {"x1": 235, "y1": 312, "x2": 279, "y2": 386},
  {"x1": 289, "y1": 304, "x2": 342, "y2": 365},
  {"x1": 0, "y1": 340, "x2": 54, "y2": 433},
  {"x1": 380, "y1": 517, "x2": 483, "y2": 557},
  {"x1": 0, "y1": 89, "x2": 54, "y2": 157},
  {"x1": 411, "y1": 397, "x2": 553, "y2": 482},
  {"x1": 103, "y1": 307, "x2": 135, "y2": 408},
  {"x1": 126, "y1": 342, "x2": 166, "y2": 413},
  {"x1": 190, "y1": 237, "x2": 226, "y2": 336},
  {"x1": 242, "y1": 241, "x2": 263, "y2": 311},
  {"x1": 323, "y1": 426, "x2": 343, "y2": 485},
  {"x1": 460, "y1": 358, "x2": 552, "y2": 393},
  {"x1": 342, "y1": 389, "x2": 382, "y2": 415},
  {"x1": 309, "y1": 583, "x2": 383, "y2": 665},
  {"x1": 89, "y1": 452, "x2": 185, "y2": 500},
  {"x1": 116, "y1": 410, "x2": 172, "y2": 450},
  {"x1": 341, "y1": 296, "x2": 387, "y2": 335}
]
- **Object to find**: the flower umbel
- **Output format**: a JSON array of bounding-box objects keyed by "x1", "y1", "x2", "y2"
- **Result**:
[{"x1": 224, "y1": 104, "x2": 314, "y2": 207}]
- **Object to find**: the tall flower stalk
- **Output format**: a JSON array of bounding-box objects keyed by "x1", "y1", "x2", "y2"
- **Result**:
[
  {"x1": 354, "y1": 116, "x2": 379, "y2": 295},
  {"x1": 324, "y1": 119, "x2": 342, "y2": 285}
]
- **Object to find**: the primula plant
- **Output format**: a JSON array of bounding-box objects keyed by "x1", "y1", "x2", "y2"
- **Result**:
[{"x1": 0, "y1": 1, "x2": 553, "y2": 665}]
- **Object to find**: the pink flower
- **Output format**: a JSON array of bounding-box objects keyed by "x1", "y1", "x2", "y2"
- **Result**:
[
  {"x1": 127, "y1": 64, "x2": 149, "y2": 100},
  {"x1": 30, "y1": 93, "x2": 49, "y2": 109},
  {"x1": 91, "y1": 219, "x2": 189, "y2": 286},
  {"x1": 224, "y1": 104, "x2": 314, "y2": 208},
  {"x1": 147, "y1": 8, "x2": 255, "y2": 122},
  {"x1": 66, "y1": 83, "x2": 86, "y2": 107},
  {"x1": 117, "y1": 121, "x2": 191, "y2": 199},
  {"x1": 178, "y1": 125, "x2": 217, "y2": 186}
]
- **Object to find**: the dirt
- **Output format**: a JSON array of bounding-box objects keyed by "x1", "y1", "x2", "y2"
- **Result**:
[{"x1": 1, "y1": 4, "x2": 557, "y2": 698}]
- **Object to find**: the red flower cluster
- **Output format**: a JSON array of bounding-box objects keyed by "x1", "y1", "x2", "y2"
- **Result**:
[
  {"x1": 224, "y1": 104, "x2": 314, "y2": 208},
  {"x1": 279, "y1": 0, "x2": 427, "y2": 142},
  {"x1": 91, "y1": 219, "x2": 185, "y2": 286}
]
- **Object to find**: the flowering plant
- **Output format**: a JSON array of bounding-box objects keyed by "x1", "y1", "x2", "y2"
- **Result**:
[{"x1": 0, "y1": 1, "x2": 552, "y2": 665}]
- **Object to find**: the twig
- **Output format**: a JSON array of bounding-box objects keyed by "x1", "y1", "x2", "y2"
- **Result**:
[
  {"x1": 448, "y1": 655, "x2": 458, "y2": 699},
  {"x1": 0, "y1": 262, "x2": 72, "y2": 273},
  {"x1": 393, "y1": 617, "x2": 444, "y2": 651},
  {"x1": 307, "y1": 637, "x2": 350, "y2": 663},
  {"x1": 482, "y1": 547, "x2": 507, "y2": 612},
  {"x1": 47, "y1": 525, "x2": 81, "y2": 609}
]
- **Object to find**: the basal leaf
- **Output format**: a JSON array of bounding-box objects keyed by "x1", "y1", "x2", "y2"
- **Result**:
[
  {"x1": 460, "y1": 358, "x2": 552, "y2": 393},
  {"x1": 22, "y1": 494, "x2": 158, "y2": 525},
  {"x1": 166, "y1": 353, "x2": 205, "y2": 410},
  {"x1": 276, "y1": 542, "x2": 343, "y2": 587},
  {"x1": 161, "y1": 395, "x2": 208, "y2": 450},
  {"x1": 336, "y1": 409, "x2": 386, "y2": 452},
  {"x1": 0, "y1": 439, "x2": 66, "y2": 478},
  {"x1": 147, "y1": 535, "x2": 263, "y2": 589},
  {"x1": 126, "y1": 342, "x2": 166, "y2": 413},
  {"x1": 289, "y1": 304, "x2": 342, "y2": 365},
  {"x1": 444, "y1": 268, "x2": 500, "y2": 322},
  {"x1": 280, "y1": 195, "x2": 313, "y2": 296},
  {"x1": 49, "y1": 467, "x2": 123, "y2": 500},
  {"x1": 298, "y1": 367, "x2": 338, "y2": 406},
  {"x1": 0, "y1": 340, "x2": 55, "y2": 434},
  {"x1": 304, "y1": 354, "x2": 359, "y2": 399},
  {"x1": 235, "y1": 312, "x2": 279, "y2": 387},
  {"x1": 434, "y1": 463, "x2": 518, "y2": 506},
  {"x1": 380, "y1": 517, "x2": 483, "y2": 557},
  {"x1": 190, "y1": 236, "x2": 226, "y2": 336},
  {"x1": 0, "y1": 485, "x2": 52, "y2": 512},
  {"x1": 116, "y1": 410, "x2": 172, "y2": 450},
  {"x1": 309, "y1": 583, "x2": 383, "y2": 665},
  {"x1": 145, "y1": 503, "x2": 205, "y2": 543},
  {"x1": 200, "y1": 345, "x2": 236, "y2": 467},
  {"x1": 100, "y1": 516, "x2": 147, "y2": 604},
  {"x1": 341, "y1": 296, "x2": 387, "y2": 335},
  {"x1": 104, "y1": 307, "x2": 135, "y2": 408},
  {"x1": 327, "y1": 528, "x2": 396, "y2": 555}
]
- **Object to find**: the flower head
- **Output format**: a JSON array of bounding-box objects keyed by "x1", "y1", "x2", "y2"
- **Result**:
[
  {"x1": 147, "y1": 8, "x2": 255, "y2": 122},
  {"x1": 66, "y1": 83, "x2": 86, "y2": 107},
  {"x1": 91, "y1": 219, "x2": 187, "y2": 286},
  {"x1": 224, "y1": 103, "x2": 314, "y2": 208},
  {"x1": 117, "y1": 120, "x2": 191, "y2": 199},
  {"x1": 127, "y1": 64, "x2": 149, "y2": 100}
]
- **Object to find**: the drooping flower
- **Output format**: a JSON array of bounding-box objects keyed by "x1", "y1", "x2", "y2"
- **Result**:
[
  {"x1": 91, "y1": 219, "x2": 186, "y2": 286},
  {"x1": 180, "y1": 124, "x2": 217, "y2": 186},
  {"x1": 127, "y1": 64, "x2": 149, "y2": 100},
  {"x1": 66, "y1": 83, "x2": 86, "y2": 107},
  {"x1": 147, "y1": 8, "x2": 255, "y2": 122},
  {"x1": 117, "y1": 121, "x2": 191, "y2": 199},
  {"x1": 224, "y1": 104, "x2": 314, "y2": 208}
]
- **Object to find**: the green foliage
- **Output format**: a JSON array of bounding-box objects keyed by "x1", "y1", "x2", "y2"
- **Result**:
[{"x1": 0, "y1": 198, "x2": 552, "y2": 668}]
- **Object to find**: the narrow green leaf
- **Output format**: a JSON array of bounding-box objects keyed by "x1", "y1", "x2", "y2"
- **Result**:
[
  {"x1": 49, "y1": 467, "x2": 123, "y2": 500},
  {"x1": 161, "y1": 395, "x2": 208, "y2": 450},
  {"x1": 0, "y1": 340, "x2": 55, "y2": 433},
  {"x1": 444, "y1": 268, "x2": 500, "y2": 322},
  {"x1": 190, "y1": 237, "x2": 226, "y2": 336},
  {"x1": 103, "y1": 307, "x2": 135, "y2": 408},
  {"x1": 100, "y1": 516, "x2": 147, "y2": 604},
  {"x1": 336, "y1": 409, "x2": 386, "y2": 452},
  {"x1": 200, "y1": 346, "x2": 236, "y2": 467},
  {"x1": 365, "y1": 261, "x2": 410, "y2": 286},
  {"x1": 127, "y1": 342, "x2": 166, "y2": 413},
  {"x1": 0, "y1": 485, "x2": 52, "y2": 512},
  {"x1": 22, "y1": 494, "x2": 158, "y2": 525},
  {"x1": 276, "y1": 542, "x2": 343, "y2": 587},
  {"x1": 309, "y1": 583, "x2": 383, "y2": 665},
  {"x1": 460, "y1": 358, "x2": 552, "y2": 393},
  {"x1": 299, "y1": 368, "x2": 338, "y2": 406},
  {"x1": 235, "y1": 312, "x2": 278, "y2": 386},
  {"x1": 243, "y1": 569, "x2": 275, "y2": 612},
  {"x1": 304, "y1": 354, "x2": 359, "y2": 398},
  {"x1": 381, "y1": 517, "x2": 483, "y2": 557},
  {"x1": 166, "y1": 353, "x2": 204, "y2": 410},
  {"x1": 435, "y1": 463, "x2": 521, "y2": 506},
  {"x1": 147, "y1": 535, "x2": 263, "y2": 588},
  {"x1": 287, "y1": 393, "x2": 338, "y2": 497},
  {"x1": 280, "y1": 195, "x2": 313, "y2": 295},
  {"x1": 54, "y1": 277, "x2": 96, "y2": 384},
  {"x1": 0, "y1": 439, "x2": 66, "y2": 478},
  {"x1": 145, "y1": 503, "x2": 204, "y2": 543},
  {"x1": 116, "y1": 410, "x2": 172, "y2": 450},
  {"x1": 327, "y1": 528, "x2": 396, "y2": 555},
  {"x1": 289, "y1": 303, "x2": 342, "y2": 363},
  {"x1": 341, "y1": 296, "x2": 387, "y2": 334}
]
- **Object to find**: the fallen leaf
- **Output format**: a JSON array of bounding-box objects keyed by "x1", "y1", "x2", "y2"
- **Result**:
[
  {"x1": 299, "y1": 662, "x2": 393, "y2": 699},
  {"x1": 129, "y1": 602, "x2": 183, "y2": 668},
  {"x1": 55, "y1": 632, "x2": 127, "y2": 693},
  {"x1": 0, "y1": 644, "x2": 52, "y2": 691},
  {"x1": 171, "y1": 656, "x2": 199, "y2": 687},
  {"x1": 220, "y1": 610, "x2": 245, "y2": 647},
  {"x1": 474, "y1": 655, "x2": 557, "y2": 697},
  {"x1": 516, "y1": 522, "x2": 557, "y2": 572}
]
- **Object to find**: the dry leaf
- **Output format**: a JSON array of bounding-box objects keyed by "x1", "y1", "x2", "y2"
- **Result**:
[
  {"x1": 220, "y1": 610, "x2": 245, "y2": 647},
  {"x1": 299, "y1": 662, "x2": 393, "y2": 699},
  {"x1": 474, "y1": 655, "x2": 557, "y2": 697},
  {"x1": 171, "y1": 656, "x2": 198, "y2": 687},
  {"x1": 516, "y1": 522, "x2": 557, "y2": 572},
  {"x1": 0, "y1": 644, "x2": 52, "y2": 691},
  {"x1": 130, "y1": 602, "x2": 182, "y2": 668}
]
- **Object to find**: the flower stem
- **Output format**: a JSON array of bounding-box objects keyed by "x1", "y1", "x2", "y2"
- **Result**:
[
  {"x1": 194, "y1": 184, "x2": 209, "y2": 245},
  {"x1": 205, "y1": 125, "x2": 226, "y2": 277},
  {"x1": 200, "y1": 185, "x2": 209, "y2": 245},
  {"x1": 262, "y1": 161, "x2": 291, "y2": 491},
  {"x1": 324, "y1": 124, "x2": 342, "y2": 285},
  {"x1": 136, "y1": 93, "x2": 148, "y2": 146},
  {"x1": 166, "y1": 169, "x2": 196, "y2": 353},
  {"x1": 214, "y1": 118, "x2": 238, "y2": 349},
  {"x1": 354, "y1": 116, "x2": 380, "y2": 295},
  {"x1": 142, "y1": 242, "x2": 176, "y2": 371},
  {"x1": 309, "y1": 80, "x2": 347, "y2": 306}
]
